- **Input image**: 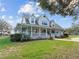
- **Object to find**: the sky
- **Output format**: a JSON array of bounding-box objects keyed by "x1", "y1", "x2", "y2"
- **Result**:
[{"x1": 0, "y1": 0, "x2": 79, "y2": 29}]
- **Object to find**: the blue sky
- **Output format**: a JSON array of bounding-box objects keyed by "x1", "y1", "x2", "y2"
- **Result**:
[{"x1": 0, "y1": 0, "x2": 78, "y2": 28}]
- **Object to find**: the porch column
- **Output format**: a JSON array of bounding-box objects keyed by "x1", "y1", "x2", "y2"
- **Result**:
[
  {"x1": 50, "y1": 29, "x2": 52, "y2": 38},
  {"x1": 46, "y1": 29, "x2": 47, "y2": 38},
  {"x1": 39, "y1": 27, "x2": 41, "y2": 37},
  {"x1": 31, "y1": 26, "x2": 33, "y2": 37},
  {"x1": 26, "y1": 26, "x2": 28, "y2": 33}
]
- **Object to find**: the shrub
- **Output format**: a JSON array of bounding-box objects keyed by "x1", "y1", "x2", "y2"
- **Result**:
[
  {"x1": 63, "y1": 33, "x2": 69, "y2": 38},
  {"x1": 10, "y1": 33, "x2": 31, "y2": 42},
  {"x1": 10, "y1": 33, "x2": 22, "y2": 42}
]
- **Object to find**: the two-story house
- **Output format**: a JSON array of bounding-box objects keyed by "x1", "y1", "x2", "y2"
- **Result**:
[{"x1": 15, "y1": 14, "x2": 64, "y2": 39}]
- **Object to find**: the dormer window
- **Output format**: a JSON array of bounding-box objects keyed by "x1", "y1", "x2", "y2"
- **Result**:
[
  {"x1": 25, "y1": 17, "x2": 30, "y2": 24},
  {"x1": 31, "y1": 17, "x2": 35, "y2": 24},
  {"x1": 38, "y1": 15, "x2": 49, "y2": 26},
  {"x1": 31, "y1": 19, "x2": 34, "y2": 23},
  {"x1": 53, "y1": 25, "x2": 54, "y2": 26},
  {"x1": 42, "y1": 22, "x2": 47, "y2": 25},
  {"x1": 42, "y1": 19, "x2": 48, "y2": 25}
]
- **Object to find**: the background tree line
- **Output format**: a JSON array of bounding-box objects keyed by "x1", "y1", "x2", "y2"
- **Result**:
[{"x1": 0, "y1": 19, "x2": 12, "y2": 35}]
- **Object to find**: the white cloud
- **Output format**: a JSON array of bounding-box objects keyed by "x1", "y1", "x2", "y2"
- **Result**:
[
  {"x1": 0, "y1": 3, "x2": 6, "y2": 12},
  {"x1": 0, "y1": 7, "x2": 6, "y2": 12},
  {"x1": 18, "y1": 4, "x2": 33, "y2": 14},
  {"x1": 9, "y1": 16, "x2": 13, "y2": 19},
  {"x1": 18, "y1": 2, "x2": 43, "y2": 15},
  {"x1": 36, "y1": 2, "x2": 40, "y2": 6},
  {"x1": 1, "y1": 15, "x2": 6, "y2": 19}
]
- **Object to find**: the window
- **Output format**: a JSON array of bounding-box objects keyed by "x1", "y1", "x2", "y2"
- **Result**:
[
  {"x1": 31, "y1": 20, "x2": 34, "y2": 23},
  {"x1": 25, "y1": 17, "x2": 30, "y2": 24},
  {"x1": 42, "y1": 22, "x2": 47, "y2": 25},
  {"x1": 31, "y1": 17, "x2": 35, "y2": 24},
  {"x1": 33, "y1": 28, "x2": 38, "y2": 33},
  {"x1": 52, "y1": 30, "x2": 55, "y2": 33},
  {"x1": 41, "y1": 29, "x2": 46, "y2": 33},
  {"x1": 42, "y1": 21, "x2": 47, "y2": 25}
]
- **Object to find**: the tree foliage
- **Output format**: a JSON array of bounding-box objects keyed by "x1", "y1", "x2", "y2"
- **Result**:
[
  {"x1": 39, "y1": 0, "x2": 79, "y2": 16},
  {"x1": 40, "y1": 0, "x2": 49, "y2": 10},
  {"x1": 0, "y1": 19, "x2": 11, "y2": 35},
  {"x1": 15, "y1": 23, "x2": 27, "y2": 33}
]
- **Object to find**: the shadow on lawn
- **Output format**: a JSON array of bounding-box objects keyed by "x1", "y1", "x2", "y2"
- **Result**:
[{"x1": 10, "y1": 38, "x2": 54, "y2": 42}]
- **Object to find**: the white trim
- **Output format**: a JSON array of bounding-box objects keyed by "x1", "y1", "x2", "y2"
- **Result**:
[
  {"x1": 46, "y1": 29, "x2": 47, "y2": 37},
  {"x1": 39, "y1": 27, "x2": 41, "y2": 37},
  {"x1": 31, "y1": 26, "x2": 32, "y2": 37}
]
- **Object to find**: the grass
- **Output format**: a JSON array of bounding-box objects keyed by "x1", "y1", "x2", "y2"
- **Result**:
[
  {"x1": 0, "y1": 36, "x2": 12, "y2": 49},
  {"x1": 0, "y1": 36, "x2": 79, "y2": 59}
]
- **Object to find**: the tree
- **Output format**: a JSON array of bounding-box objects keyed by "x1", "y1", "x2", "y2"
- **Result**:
[
  {"x1": 72, "y1": 16, "x2": 78, "y2": 26},
  {"x1": 0, "y1": 19, "x2": 11, "y2": 35},
  {"x1": 14, "y1": 23, "x2": 22, "y2": 33},
  {"x1": 39, "y1": 0, "x2": 79, "y2": 16}
]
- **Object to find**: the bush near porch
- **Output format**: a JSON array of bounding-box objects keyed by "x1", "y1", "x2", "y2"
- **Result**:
[
  {"x1": 10, "y1": 33, "x2": 69, "y2": 42},
  {"x1": 10, "y1": 33, "x2": 31, "y2": 42}
]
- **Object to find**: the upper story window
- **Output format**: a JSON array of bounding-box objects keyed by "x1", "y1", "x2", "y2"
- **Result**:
[
  {"x1": 31, "y1": 19, "x2": 34, "y2": 23},
  {"x1": 25, "y1": 17, "x2": 30, "y2": 24},
  {"x1": 42, "y1": 21, "x2": 47, "y2": 25},
  {"x1": 41, "y1": 17, "x2": 48, "y2": 25},
  {"x1": 31, "y1": 17, "x2": 35, "y2": 24},
  {"x1": 36, "y1": 15, "x2": 49, "y2": 26}
]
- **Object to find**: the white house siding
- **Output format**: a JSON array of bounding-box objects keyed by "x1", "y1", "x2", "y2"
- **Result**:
[
  {"x1": 31, "y1": 33, "x2": 50, "y2": 39},
  {"x1": 31, "y1": 33, "x2": 39, "y2": 39},
  {"x1": 51, "y1": 33, "x2": 55, "y2": 38}
]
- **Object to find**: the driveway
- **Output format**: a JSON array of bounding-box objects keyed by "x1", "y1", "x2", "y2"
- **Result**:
[{"x1": 55, "y1": 38, "x2": 79, "y2": 42}]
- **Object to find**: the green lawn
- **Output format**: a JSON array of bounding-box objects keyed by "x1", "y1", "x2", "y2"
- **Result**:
[
  {"x1": 0, "y1": 36, "x2": 12, "y2": 49},
  {"x1": 0, "y1": 36, "x2": 79, "y2": 59}
]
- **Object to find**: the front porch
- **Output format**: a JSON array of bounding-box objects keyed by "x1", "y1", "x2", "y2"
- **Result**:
[{"x1": 21, "y1": 24, "x2": 55, "y2": 39}]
